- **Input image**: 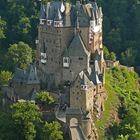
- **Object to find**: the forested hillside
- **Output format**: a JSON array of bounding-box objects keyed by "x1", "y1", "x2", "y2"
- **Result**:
[{"x1": 98, "y1": 0, "x2": 140, "y2": 68}]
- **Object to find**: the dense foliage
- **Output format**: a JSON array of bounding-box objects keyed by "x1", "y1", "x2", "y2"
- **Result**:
[
  {"x1": 0, "y1": 0, "x2": 39, "y2": 46},
  {"x1": 98, "y1": 0, "x2": 140, "y2": 68},
  {"x1": 0, "y1": 101, "x2": 63, "y2": 140},
  {"x1": 11, "y1": 102, "x2": 41, "y2": 140},
  {"x1": 35, "y1": 91, "x2": 55, "y2": 111},
  {"x1": 0, "y1": 71, "x2": 13, "y2": 85},
  {"x1": 105, "y1": 67, "x2": 140, "y2": 140},
  {"x1": 6, "y1": 41, "x2": 33, "y2": 70}
]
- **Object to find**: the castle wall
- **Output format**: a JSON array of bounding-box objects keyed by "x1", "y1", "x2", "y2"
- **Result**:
[
  {"x1": 37, "y1": 26, "x2": 74, "y2": 87},
  {"x1": 13, "y1": 83, "x2": 40, "y2": 99},
  {"x1": 81, "y1": 119, "x2": 92, "y2": 138}
]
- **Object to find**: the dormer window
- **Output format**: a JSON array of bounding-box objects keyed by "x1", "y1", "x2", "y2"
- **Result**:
[
  {"x1": 47, "y1": 20, "x2": 52, "y2": 26},
  {"x1": 63, "y1": 57, "x2": 70, "y2": 68},
  {"x1": 40, "y1": 19, "x2": 45, "y2": 25},
  {"x1": 81, "y1": 85, "x2": 88, "y2": 90},
  {"x1": 54, "y1": 21, "x2": 63, "y2": 27}
]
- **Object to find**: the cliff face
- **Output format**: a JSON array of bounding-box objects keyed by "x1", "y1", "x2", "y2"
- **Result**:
[{"x1": 96, "y1": 66, "x2": 140, "y2": 140}]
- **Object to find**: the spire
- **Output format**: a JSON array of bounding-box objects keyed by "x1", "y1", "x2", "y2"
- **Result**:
[
  {"x1": 54, "y1": 8, "x2": 62, "y2": 21},
  {"x1": 40, "y1": 4, "x2": 46, "y2": 19},
  {"x1": 60, "y1": 2, "x2": 65, "y2": 13},
  {"x1": 75, "y1": 12, "x2": 80, "y2": 34}
]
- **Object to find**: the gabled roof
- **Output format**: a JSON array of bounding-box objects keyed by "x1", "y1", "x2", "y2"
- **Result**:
[
  {"x1": 54, "y1": 9, "x2": 62, "y2": 21},
  {"x1": 67, "y1": 33, "x2": 90, "y2": 57},
  {"x1": 72, "y1": 71, "x2": 95, "y2": 88},
  {"x1": 40, "y1": 0, "x2": 102, "y2": 27},
  {"x1": 79, "y1": 71, "x2": 92, "y2": 85},
  {"x1": 94, "y1": 60, "x2": 101, "y2": 74},
  {"x1": 13, "y1": 64, "x2": 40, "y2": 85},
  {"x1": 90, "y1": 60, "x2": 101, "y2": 85}
]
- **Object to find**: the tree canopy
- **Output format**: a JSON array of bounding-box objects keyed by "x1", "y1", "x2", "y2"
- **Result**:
[
  {"x1": 43, "y1": 121, "x2": 63, "y2": 140},
  {"x1": 35, "y1": 91, "x2": 55, "y2": 110},
  {"x1": 0, "y1": 71, "x2": 13, "y2": 85},
  {"x1": 6, "y1": 41, "x2": 33, "y2": 70},
  {"x1": 11, "y1": 102, "x2": 41, "y2": 140}
]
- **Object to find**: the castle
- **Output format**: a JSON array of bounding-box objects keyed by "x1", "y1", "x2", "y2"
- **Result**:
[{"x1": 36, "y1": 0, "x2": 106, "y2": 139}]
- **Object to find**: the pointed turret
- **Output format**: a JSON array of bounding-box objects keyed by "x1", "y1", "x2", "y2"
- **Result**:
[
  {"x1": 40, "y1": 4, "x2": 46, "y2": 19},
  {"x1": 40, "y1": 4, "x2": 46, "y2": 25},
  {"x1": 54, "y1": 8, "x2": 62, "y2": 21},
  {"x1": 54, "y1": 9, "x2": 63, "y2": 27}
]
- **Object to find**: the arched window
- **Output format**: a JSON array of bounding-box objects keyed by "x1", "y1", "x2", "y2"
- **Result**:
[{"x1": 63, "y1": 57, "x2": 70, "y2": 68}]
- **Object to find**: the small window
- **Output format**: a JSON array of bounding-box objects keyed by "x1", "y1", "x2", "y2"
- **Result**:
[
  {"x1": 79, "y1": 57, "x2": 83, "y2": 60},
  {"x1": 64, "y1": 59, "x2": 68, "y2": 63},
  {"x1": 63, "y1": 57, "x2": 70, "y2": 68}
]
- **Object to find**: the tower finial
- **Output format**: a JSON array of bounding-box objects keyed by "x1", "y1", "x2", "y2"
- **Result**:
[{"x1": 74, "y1": 12, "x2": 80, "y2": 34}]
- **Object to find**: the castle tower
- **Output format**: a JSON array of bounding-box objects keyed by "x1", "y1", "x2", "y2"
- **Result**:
[
  {"x1": 37, "y1": 0, "x2": 104, "y2": 89},
  {"x1": 70, "y1": 71, "x2": 95, "y2": 114}
]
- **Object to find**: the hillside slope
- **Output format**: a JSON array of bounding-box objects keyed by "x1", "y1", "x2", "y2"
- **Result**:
[{"x1": 96, "y1": 67, "x2": 140, "y2": 140}]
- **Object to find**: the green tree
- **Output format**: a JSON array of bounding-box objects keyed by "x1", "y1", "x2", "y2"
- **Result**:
[
  {"x1": 11, "y1": 102, "x2": 41, "y2": 140},
  {"x1": 121, "y1": 48, "x2": 137, "y2": 66},
  {"x1": 0, "y1": 111, "x2": 19, "y2": 140},
  {"x1": 6, "y1": 41, "x2": 32, "y2": 70},
  {"x1": 35, "y1": 91, "x2": 55, "y2": 110},
  {"x1": 103, "y1": 46, "x2": 116, "y2": 61},
  {"x1": 0, "y1": 71, "x2": 13, "y2": 85},
  {"x1": 43, "y1": 121, "x2": 63, "y2": 140},
  {"x1": 0, "y1": 18, "x2": 6, "y2": 39},
  {"x1": 117, "y1": 134, "x2": 129, "y2": 140},
  {"x1": 110, "y1": 52, "x2": 116, "y2": 61}
]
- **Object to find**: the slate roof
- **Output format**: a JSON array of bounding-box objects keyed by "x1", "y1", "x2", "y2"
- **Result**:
[
  {"x1": 90, "y1": 60, "x2": 101, "y2": 85},
  {"x1": 54, "y1": 9, "x2": 62, "y2": 21},
  {"x1": 40, "y1": 4, "x2": 46, "y2": 19},
  {"x1": 79, "y1": 71, "x2": 94, "y2": 86},
  {"x1": 40, "y1": 0, "x2": 101, "y2": 27},
  {"x1": 13, "y1": 64, "x2": 40, "y2": 85},
  {"x1": 66, "y1": 33, "x2": 90, "y2": 57}
]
